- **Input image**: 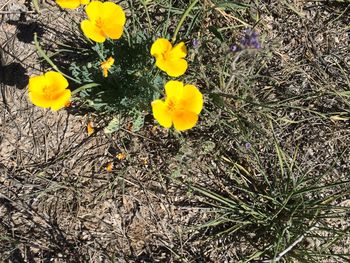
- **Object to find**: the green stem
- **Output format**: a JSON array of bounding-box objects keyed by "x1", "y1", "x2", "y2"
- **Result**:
[
  {"x1": 172, "y1": 0, "x2": 199, "y2": 43},
  {"x1": 140, "y1": 0, "x2": 152, "y2": 33},
  {"x1": 34, "y1": 33, "x2": 81, "y2": 84},
  {"x1": 72, "y1": 83, "x2": 100, "y2": 95}
]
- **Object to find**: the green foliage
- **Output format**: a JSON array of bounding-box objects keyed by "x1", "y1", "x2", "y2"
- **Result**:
[
  {"x1": 103, "y1": 116, "x2": 121, "y2": 134},
  {"x1": 65, "y1": 31, "x2": 163, "y2": 114},
  {"x1": 184, "y1": 136, "x2": 350, "y2": 262}
]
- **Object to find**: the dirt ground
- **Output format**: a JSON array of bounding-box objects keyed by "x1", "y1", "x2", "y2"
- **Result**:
[
  {"x1": 0, "y1": 2, "x2": 209, "y2": 262},
  {"x1": 1, "y1": 0, "x2": 350, "y2": 262}
]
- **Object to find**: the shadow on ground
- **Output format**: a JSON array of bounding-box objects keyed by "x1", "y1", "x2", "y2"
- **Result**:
[{"x1": 0, "y1": 62, "x2": 28, "y2": 89}]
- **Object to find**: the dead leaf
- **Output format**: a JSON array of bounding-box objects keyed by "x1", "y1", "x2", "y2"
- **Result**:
[{"x1": 87, "y1": 121, "x2": 94, "y2": 135}]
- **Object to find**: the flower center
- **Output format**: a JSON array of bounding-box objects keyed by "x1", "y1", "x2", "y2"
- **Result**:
[
  {"x1": 166, "y1": 99, "x2": 176, "y2": 112},
  {"x1": 95, "y1": 17, "x2": 104, "y2": 28},
  {"x1": 43, "y1": 85, "x2": 60, "y2": 100},
  {"x1": 94, "y1": 17, "x2": 108, "y2": 37},
  {"x1": 163, "y1": 49, "x2": 172, "y2": 61},
  {"x1": 166, "y1": 97, "x2": 185, "y2": 113}
]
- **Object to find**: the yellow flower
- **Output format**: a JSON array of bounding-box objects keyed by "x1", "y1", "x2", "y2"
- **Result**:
[
  {"x1": 56, "y1": 0, "x2": 89, "y2": 9},
  {"x1": 101, "y1": 57, "x2": 114, "y2": 77},
  {"x1": 150, "y1": 38, "x2": 188, "y2": 77},
  {"x1": 151, "y1": 80, "x2": 203, "y2": 131},
  {"x1": 80, "y1": 1, "x2": 126, "y2": 43},
  {"x1": 28, "y1": 71, "x2": 71, "y2": 111}
]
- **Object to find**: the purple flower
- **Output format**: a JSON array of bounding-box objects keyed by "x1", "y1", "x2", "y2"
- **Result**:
[
  {"x1": 250, "y1": 38, "x2": 261, "y2": 49},
  {"x1": 245, "y1": 142, "x2": 251, "y2": 149},
  {"x1": 231, "y1": 29, "x2": 261, "y2": 52},
  {"x1": 230, "y1": 44, "x2": 240, "y2": 52},
  {"x1": 242, "y1": 29, "x2": 261, "y2": 49},
  {"x1": 192, "y1": 38, "x2": 199, "y2": 49},
  {"x1": 240, "y1": 29, "x2": 252, "y2": 46}
]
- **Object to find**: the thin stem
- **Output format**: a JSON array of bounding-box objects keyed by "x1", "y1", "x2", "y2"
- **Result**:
[
  {"x1": 72, "y1": 83, "x2": 100, "y2": 95},
  {"x1": 34, "y1": 33, "x2": 81, "y2": 84},
  {"x1": 172, "y1": 0, "x2": 199, "y2": 43},
  {"x1": 140, "y1": 0, "x2": 152, "y2": 33}
]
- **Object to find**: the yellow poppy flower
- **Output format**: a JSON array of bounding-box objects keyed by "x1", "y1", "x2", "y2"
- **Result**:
[
  {"x1": 56, "y1": 0, "x2": 89, "y2": 9},
  {"x1": 28, "y1": 71, "x2": 71, "y2": 111},
  {"x1": 101, "y1": 57, "x2": 114, "y2": 77},
  {"x1": 80, "y1": 1, "x2": 126, "y2": 43},
  {"x1": 150, "y1": 38, "x2": 188, "y2": 77},
  {"x1": 151, "y1": 80, "x2": 203, "y2": 131}
]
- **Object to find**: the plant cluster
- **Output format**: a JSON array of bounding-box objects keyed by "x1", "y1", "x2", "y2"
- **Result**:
[{"x1": 28, "y1": 0, "x2": 204, "y2": 132}]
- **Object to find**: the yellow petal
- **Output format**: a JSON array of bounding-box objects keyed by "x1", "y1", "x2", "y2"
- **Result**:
[
  {"x1": 101, "y1": 57, "x2": 114, "y2": 77},
  {"x1": 28, "y1": 75, "x2": 46, "y2": 94},
  {"x1": 102, "y1": 68, "x2": 108, "y2": 77},
  {"x1": 101, "y1": 57, "x2": 114, "y2": 69},
  {"x1": 56, "y1": 0, "x2": 81, "y2": 9},
  {"x1": 106, "y1": 57, "x2": 115, "y2": 66},
  {"x1": 103, "y1": 23, "x2": 124, "y2": 40},
  {"x1": 169, "y1": 42, "x2": 187, "y2": 59},
  {"x1": 106, "y1": 162, "x2": 113, "y2": 172},
  {"x1": 50, "y1": 89, "x2": 71, "y2": 111},
  {"x1": 116, "y1": 153, "x2": 126, "y2": 160},
  {"x1": 151, "y1": 38, "x2": 172, "y2": 57},
  {"x1": 85, "y1": 1, "x2": 103, "y2": 21},
  {"x1": 29, "y1": 91, "x2": 51, "y2": 109},
  {"x1": 101, "y1": 2, "x2": 126, "y2": 27},
  {"x1": 81, "y1": 20, "x2": 105, "y2": 43},
  {"x1": 172, "y1": 111, "x2": 198, "y2": 131},
  {"x1": 28, "y1": 74, "x2": 53, "y2": 108},
  {"x1": 44, "y1": 71, "x2": 68, "y2": 91},
  {"x1": 28, "y1": 72, "x2": 70, "y2": 111},
  {"x1": 165, "y1": 80, "x2": 183, "y2": 100},
  {"x1": 181, "y1": 84, "x2": 203, "y2": 114},
  {"x1": 151, "y1": 100, "x2": 172, "y2": 128},
  {"x1": 155, "y1": 57, "x2": 169, "y2": 73},
  {"x1": 80, "y1": 0, "x2": 90, "y2": 4},
  {"x1": 165, "y1": 58, "x2": 188, "y2": 77}
]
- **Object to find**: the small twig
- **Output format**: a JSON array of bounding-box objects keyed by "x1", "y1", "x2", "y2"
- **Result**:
[
  {"x1": 204, "y1": 0, "x2": 251, "y2": 27},
  {"x1": 226, "y1": 52, "x2": 242, "y2": 89},
  {"x1": 262, "y1": 226, "x2": 317, "y2": 263},
  {"x1": 0, "y1": 9, "x2": 48, "y2": 14},
  {"x1": 32, "y1": 0, "x2": 41, "y2": 13},
  {"x1": 0, "y1": 10, "x2": 32, "y2": 14},
  {"x1": 0, "y1": 0, "x2": 11, "y2": 11},
  {"x1": 120, "y1": 128, "x2": 159, "y2": 144}
]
